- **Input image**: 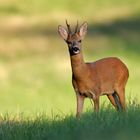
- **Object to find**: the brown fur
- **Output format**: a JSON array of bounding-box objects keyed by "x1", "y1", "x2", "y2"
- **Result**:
[{"x1": 58, "y1": 21, "x2": 129, "y2": 118}]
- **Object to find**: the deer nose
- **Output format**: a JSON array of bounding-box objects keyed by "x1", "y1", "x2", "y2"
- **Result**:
[
  {"x1": 72, "y1": 46, "x2": 80, "y2": 54},
  {"x1": 73, "y1": 47, "x2": 79, "y2": 52}
]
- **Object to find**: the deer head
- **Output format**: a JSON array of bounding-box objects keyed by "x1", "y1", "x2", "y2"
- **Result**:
[{"x1": 58, "y1": 21, "x2": 88, "y2": 55}]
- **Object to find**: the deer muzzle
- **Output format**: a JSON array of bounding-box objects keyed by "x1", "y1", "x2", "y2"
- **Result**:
[
  {"x1": 72, "y1": 47, "x2": 80, "y2": 54},
  {"x1": 69, "y1": 46, "x2": 80, "y2": 56}
]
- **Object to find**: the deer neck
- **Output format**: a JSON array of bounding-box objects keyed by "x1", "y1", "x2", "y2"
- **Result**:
[{"x1": 70, "y1": 52, "x2": 87, "y2": 80}]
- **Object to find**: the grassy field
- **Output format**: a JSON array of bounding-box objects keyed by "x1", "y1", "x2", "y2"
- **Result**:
[
  {"x1": 0, "y1": 0, "x2": 140, "y2": 139},
  {"x1": 0, "y1": 104, "x2": 140, "y2": 140}
]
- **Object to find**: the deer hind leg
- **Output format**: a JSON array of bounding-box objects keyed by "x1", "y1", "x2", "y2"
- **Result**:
[
  {"x1": 116, "y1": 88, "x2": 126, "y2": 111},
  {"x1": 112, "y1": 91, "x2": 123, "y2": 111},
  {"x1": 107, "y1": 94, "x2": 118, "y2": 110}
]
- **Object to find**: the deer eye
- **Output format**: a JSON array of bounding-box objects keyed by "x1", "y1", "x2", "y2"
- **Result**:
[{"x1": 78, "y1": 40, "x2": 82, "y2": 43}]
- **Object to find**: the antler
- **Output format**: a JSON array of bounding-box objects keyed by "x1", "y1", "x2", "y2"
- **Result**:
[
  {"x1": 75, "y1": 20, "x2": 79, "y2": 33},
  {"x1": 66, "y1": 20, "x2": 72, "y2": 34}
]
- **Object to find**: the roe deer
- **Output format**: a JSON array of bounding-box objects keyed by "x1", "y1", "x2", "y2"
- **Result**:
[{"x1": 58, "y1": 21, "x2": 129, "y2": 118}]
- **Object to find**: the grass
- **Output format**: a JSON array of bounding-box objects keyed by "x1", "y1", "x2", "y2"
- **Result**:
[{"x1": 0, "y1": 103, "x2": 140, "y2": 140}]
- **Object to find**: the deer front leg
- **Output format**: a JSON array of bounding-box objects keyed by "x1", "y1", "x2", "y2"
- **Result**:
[
  {"x1": 76, "y1": 93, "x2": 85, "y2": 118},
  {"x1": 92, "y1": 96, "x2": 100, "y2": 112},
  {"x1": 72, "y1": 79, "x2": 85, "y2": 118}
]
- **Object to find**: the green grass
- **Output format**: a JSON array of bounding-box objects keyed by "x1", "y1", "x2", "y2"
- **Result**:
[{"x1": 0, "y1": 104, "x2": 140, "y2": 140}]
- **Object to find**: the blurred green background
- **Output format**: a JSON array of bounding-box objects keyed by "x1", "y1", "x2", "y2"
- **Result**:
[{"x1": 0, "y1": 0, "x2": 140, "y2": 116}]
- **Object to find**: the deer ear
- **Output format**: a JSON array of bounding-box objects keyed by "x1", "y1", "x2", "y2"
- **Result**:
[
  {"x1": 79, "y1": 22, "x2": 88, "y2": 39},
  {"x1": 58, "y1": 25, "x2": 68, "y2": 40}
]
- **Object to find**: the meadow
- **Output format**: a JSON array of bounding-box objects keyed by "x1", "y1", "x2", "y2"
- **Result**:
[{"x1": 0, "y1": 0, "x2": 140, "y2": 139}]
